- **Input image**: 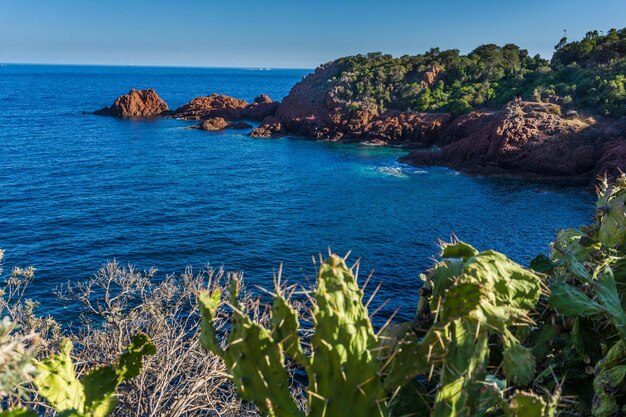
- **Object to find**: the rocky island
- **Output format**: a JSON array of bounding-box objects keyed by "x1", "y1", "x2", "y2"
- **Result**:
[
  {"x1": 92, "y1": 28, "x2": 626, "y2": 185},
  {"x1": 93, "y1": 88, "x2": 170, "y2": 118}
]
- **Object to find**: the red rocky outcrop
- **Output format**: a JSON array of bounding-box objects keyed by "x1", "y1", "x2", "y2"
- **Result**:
[
  {"x1": 365, "y1": 111, "x2": 452, "y2": 144},
  {"x1": 93, "y1": 88, "x2": 169, "y2": 118},
  {"x1": 400, "y1": 102, "x2": 626, "y2": 183},
  {"x1": 194, "y1": 117, "x2": 231, "y2": 131},
  {"x1": 241, "y1": 94, "x2": 280, "y2": 121},
  {"x1": 249, "y1": 116, "x2": 284, "y2": 138},
  {"x1": 173, "y1": 94, "x2": 249, "y2": 120},
  {"x1": 254, "y1": 62, "x2": 451, "y2": 143}
]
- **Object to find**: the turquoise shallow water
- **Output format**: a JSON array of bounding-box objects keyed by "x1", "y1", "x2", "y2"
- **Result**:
[{"x1": 0, "y1": 64, "x2": 595, "y2": 322}]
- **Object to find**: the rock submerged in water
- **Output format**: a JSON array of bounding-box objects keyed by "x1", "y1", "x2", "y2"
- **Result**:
[
  {"x1": 93, "y1": 88, "x2": 169, "y2": 118},
  {"x1": 94, "y1": 90, "x2": 280, "y2": 124},
  {"x1": 192, "y1": 117, "x2": 253, "y2": 132}
]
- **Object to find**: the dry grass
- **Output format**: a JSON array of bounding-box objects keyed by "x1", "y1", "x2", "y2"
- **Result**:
[{"x1": 1, "y1": 255, "x2": 267, "y2": 416}]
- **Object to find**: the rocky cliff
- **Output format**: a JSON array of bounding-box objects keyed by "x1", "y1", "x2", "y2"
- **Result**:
[
  {"x1": 256, "y1": 62, "x2": 451, "y2": 144},
  {"x1": 400, "y1": 103, "x2": 626, "y2": 182}
]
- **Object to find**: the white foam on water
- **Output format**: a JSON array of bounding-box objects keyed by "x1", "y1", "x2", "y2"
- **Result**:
[{"x1": 376, "y1": 166, "x2": 409, "y2": 178}]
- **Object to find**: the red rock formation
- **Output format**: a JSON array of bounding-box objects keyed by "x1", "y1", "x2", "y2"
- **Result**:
[
  {"x1": 241, "y1": 94, "x2": 279, "y2": 121},
  {"x1": 272, "y1": 62, "x2": 345, "y2": 137},
  {"x1": 192, "y1": 118, "x2": 253, "y2": 132},
  {"x1": 593, "y1": 117, "x2": 626, "y2": 180},
  {"x1": 93, "y1": 88, "x2": 169, "y2": 118},
  {"x1": 173, "y1": 94, "x2": 249, "y2": 120},
  {"x1": 366, "y1": 111, "x2": 452, "y2": 144},
  {"x1": 421, "y1": 65, "x2": 443, "y2": 88},
  {"x1": 196, "y1": 117, "x2": 231, "y2": 131},
  {"x1": 253, "y1": 94, "x2": 272, "y2": 104},
  {"x1": 400, "y1": 102, "x2": 626, "y2": 183},
  {"x1": 252, "y1": 62, "x2": 452, "y2": 144},
  {"x1": 249, "y1": 116, "x2": 284, "y2": 138}
]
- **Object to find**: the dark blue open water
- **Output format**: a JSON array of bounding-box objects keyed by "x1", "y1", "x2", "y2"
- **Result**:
[{"x1": 0, "y1": 64, "x2": 595, "y2": 322}]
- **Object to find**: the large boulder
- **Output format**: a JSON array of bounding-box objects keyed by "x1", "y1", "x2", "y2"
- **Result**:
[
  {"x1": 195, "y1": 117, "x2": 231, "y2": 131},
  {"x1": 241, "y1": 94, "x2": 280, "y2": 121},
  {"x1": 93, "y1": 88, "x2": 169, "y2": 118},
  {"x1": 173, "y1": 94, "x2": 249, "y2": 120}
]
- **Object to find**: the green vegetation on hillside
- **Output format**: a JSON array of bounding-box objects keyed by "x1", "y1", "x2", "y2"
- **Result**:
[{"x1": 330, "y1": 28, "x2": 626, "y2": 116}]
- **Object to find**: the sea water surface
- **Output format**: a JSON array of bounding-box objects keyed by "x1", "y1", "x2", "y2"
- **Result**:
[{"x1": 0, "y1": 64, "x2": 595, "y2": 322}]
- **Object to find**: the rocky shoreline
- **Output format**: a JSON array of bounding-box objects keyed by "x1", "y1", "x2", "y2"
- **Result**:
[{"x1": 91, "y1": 71, "x2": 625, "y2": 186}]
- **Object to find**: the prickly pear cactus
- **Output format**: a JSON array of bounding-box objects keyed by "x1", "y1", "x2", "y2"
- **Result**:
[
  {"x1": 595, "y1": 175, "x2": 626, "y2": 249},
  {"x1": 198, "y1": 279, "x2": 303, "y2": 417},
  {"x1": 308, "y1": 255, "x2": 388, "y2": 417},
  {"x1": 592, "y1": 340, "x2": 626, "y2": 417},
  {"x1": 382, "y1": 242, "x2": 542, "y2": 417},
  {"x1": 33, "y1": 333, "x2": 155, "y2": 417},
  {"x1": 504, "y1": 390, "x2": 559, "y2": 417},
  {"x1": 536, "y1": 174, "x2": 626, "y2": 416},
  {"x1": 199, "y1": 255, "x2": 390, "y2": 417}
]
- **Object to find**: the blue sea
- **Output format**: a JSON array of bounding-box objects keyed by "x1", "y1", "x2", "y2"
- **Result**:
[{"x1": 0, "y1": 64, "x2": 595, "y2": 322}]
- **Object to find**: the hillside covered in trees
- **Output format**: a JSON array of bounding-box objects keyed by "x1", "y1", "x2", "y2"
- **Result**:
[{"x1": 330, "y1": 28, "x2": 626, "y2": 117}]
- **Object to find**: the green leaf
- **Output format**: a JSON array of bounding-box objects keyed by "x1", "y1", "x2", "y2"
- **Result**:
[
  {"x1": 505, "y1": 391, "x2": 547, "y2": 417},
  {"x1": 592, "y1": 341, "x2": 626, "y2": 417},
  {"x1": 548, "y1": 283, "x2": 604, "y2": 316},
  {"x1": 81, "y1": 366, "x2": 118, "y2": 417},
  {"x1": 596, "y1": 268, "x2": 626, "y2": 339},
  {"x1": 271, "y1": 294, "x2": 307, "y2": 366},
  {"x1": 116, "y1": 333, "x2": 156, "y2": 382},
  {"x1": 502, "y1": 343, "x2": 536, "y2": 386},
  {"x1": 441, "y1": 241, "x2": 479, "y2": 260},
  {"x1": 198, "y1": 289, "x2": 223, "y2": 354},
  {"x1": 440, "y1": 282, "x2": 482, "y2": 322},
  {"x1": 34, "y1": 339, "x2": 85, "y2": 413}
]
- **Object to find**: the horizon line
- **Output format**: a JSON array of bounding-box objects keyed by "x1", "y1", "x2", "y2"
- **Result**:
[{"x1": 0, "y1": 61, "x2": 316, "y2": 71}]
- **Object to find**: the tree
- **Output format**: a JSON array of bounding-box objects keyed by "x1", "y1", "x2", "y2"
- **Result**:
[{"x1": 555, "y1": 36, "x2": 568, "y2": 51}]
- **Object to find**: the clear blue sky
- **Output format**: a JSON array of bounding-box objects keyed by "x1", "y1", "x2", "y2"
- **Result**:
[{"x1": 1, "y1": 0, "x2": 625, "y2": 68}]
